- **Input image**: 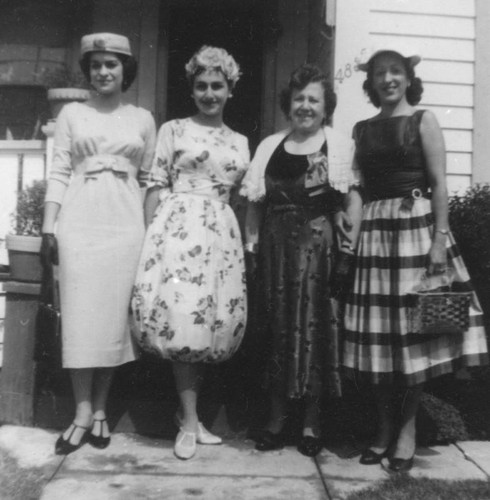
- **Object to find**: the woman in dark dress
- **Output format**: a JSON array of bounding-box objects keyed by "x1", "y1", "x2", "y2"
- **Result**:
[
  {"x1": 338, "y1": 48, "x2": 488, "y2": 472},
  {"x1": 241, "y1": 64, "x2": 356, "y2": 457}
]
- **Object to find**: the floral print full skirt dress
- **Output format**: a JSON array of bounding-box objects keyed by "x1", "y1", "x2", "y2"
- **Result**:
[{"x1": 132, "y1": 118, "x2": 250, "y2": 363}]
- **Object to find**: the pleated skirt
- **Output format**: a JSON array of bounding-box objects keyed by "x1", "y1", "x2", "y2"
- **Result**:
[{"x1": 343, "y1": 197, "x2": 488, "y2": 386}]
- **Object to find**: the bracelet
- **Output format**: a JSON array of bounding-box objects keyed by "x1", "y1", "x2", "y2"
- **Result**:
[
  {"x1": 435, "y1": 229, "x2": 449, "y2": 236},
  {"x1": 341, "y1": 242, "x2": 355, "y2": 253},
  {"x1": 244, "y1": 242, "x2": 258, "y2": 254}
]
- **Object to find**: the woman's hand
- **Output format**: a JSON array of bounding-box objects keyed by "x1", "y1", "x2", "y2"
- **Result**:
[
  {"x1": 334, "y1": 210, "x2": 353, "y2": 242},
  {"x1": 40, "y1": 233, "x2": 59, "y2": 269},
  {"x1": 245, "y1": 251, "x2": 258, "y2": 281},
  {"x1": 427, "y1": 236, "x2": 447, "y2": 275},
  {"x1": 330, "y1": 250, "x2": 356, "y2": 299}
]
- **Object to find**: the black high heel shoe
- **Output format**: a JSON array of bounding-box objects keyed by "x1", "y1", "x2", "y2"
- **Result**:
[
  {"x1": 255, "y1": 430, "x2": 285, "y2": 452},
  {"x1": 55, "y1": 423, "x2": 90, "y2": 455},
  {"x1": 359, "y1": 447, "x2": 389, "y2": 465},
  {"x1": 87, "y1": 418, "x2": 111, "y2": 449},
  {"x1": 388, "y1": 456, "x2": 414, "y2": 473},
  {"x1": 297, "y1": 435, "x2": 323, "y2": 457}
]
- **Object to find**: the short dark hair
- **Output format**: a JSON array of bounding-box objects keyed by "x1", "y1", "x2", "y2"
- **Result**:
[
  {"x1": 79, "y1": 52, "x2": 138, "y2": 92},
  {"x1": 279, "y1": 64, "x2": 337, "y2": 124},
  {"x1": 362, "y1": 54, "x2": 423, "y2": 108}
]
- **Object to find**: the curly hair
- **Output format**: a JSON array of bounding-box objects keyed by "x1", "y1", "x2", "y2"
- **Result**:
[
  {"x1": 362, "y1": 53, "x2": 423, "y2": 107},
  {"x1": 279, "y1": 64, "x2": 337, "y2": 124},
  {"x1": 185, "y1": 46, "x2": 241, "y2": 89}
]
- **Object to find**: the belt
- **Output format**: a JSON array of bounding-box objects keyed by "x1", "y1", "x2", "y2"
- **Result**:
[
  {"x1": 83, "y1": 155, "x2": 132, "y2": 180},
  {"x1": 369, "y1": 188, "x2": 430, "y2": 211}
]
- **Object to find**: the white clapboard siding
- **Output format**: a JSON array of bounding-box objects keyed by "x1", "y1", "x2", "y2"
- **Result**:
[
  {"x1": 423, "y1": 83, "x2": 473, "y2": 107},
  {"x1": 369, "y1": 0, "x2": 475, "y2": 187},
  {"x1": 370, "y1": 0, "x2": 475, "y2": 18},
  {"x1": 419, "y1": 61, "x2": 474, "y2": 85},
  {"x1": 370, "y1": 34, "x2": 474, "y2": 62},
  {"x1": 447, "y1": 153, "x2": 472, "y2": 175},
  {"x1": 443, "y1": 130, "x2": 473, "y2": 153},
  {"x1": 424, "y1": 106, "x2": 473, "y2": 130},
  {"x1": 371, "y1": 12, "x2": 474, "y2": 39},
  {"x1": 447, "y1": 175, "x2": 472, "y2": 194}
]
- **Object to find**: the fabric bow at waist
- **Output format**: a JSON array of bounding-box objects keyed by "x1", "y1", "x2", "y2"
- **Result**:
[
  {"x1": 83, "y1": 155, "x2": 133, "y2": 180},
  {"x1": 172, "y1": 178, "x2": 234, "y2": 203}
]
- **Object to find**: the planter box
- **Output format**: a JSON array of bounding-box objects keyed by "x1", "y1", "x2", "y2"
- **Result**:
[
  {"x1": 47, "y1": 88, "x2": 90, "y2": 119},
  {"x1": 5, "y1": 234, "x2": 42, "y2": 283}
]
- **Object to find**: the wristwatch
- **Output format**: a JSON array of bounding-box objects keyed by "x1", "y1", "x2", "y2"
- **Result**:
[{"x1": 244, "y1": 242, "x2": 258, "y2": 254}]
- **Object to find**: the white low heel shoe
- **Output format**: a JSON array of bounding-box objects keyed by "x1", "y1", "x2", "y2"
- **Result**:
[
  {"x1": 174, "y1": 413, "x2": 222, "y2": 445},
  {"x1": 196, "y1": 422, "x2": 222, "y2": 445},
  {"x1": 174, "y1": 429, "x2": 197, "y2": 460}
]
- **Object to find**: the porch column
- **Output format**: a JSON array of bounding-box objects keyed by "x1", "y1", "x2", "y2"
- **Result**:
[{"x1": 473, "y1": 0, "x2": 490, "y2": 184}]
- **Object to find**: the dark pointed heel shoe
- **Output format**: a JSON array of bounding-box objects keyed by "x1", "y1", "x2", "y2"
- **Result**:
[
  {"x1": 388, "y1": 456, "x2": 414, "y2": 473},
  {"x1": 297, "y1": 436, "x2": 323, "y2": 457},
  {"x1": 255, "y1": 430, "x2": 284, "y2": 452},
  {"x1": 359, "y1": 447, "x2": 389, "y2": 465},
  {"x1": 55, "y1": 423, "x2": 90, "y2": 455},
  {"x1": 88, "y1": 418, "x2": 111, "y2": 449}
]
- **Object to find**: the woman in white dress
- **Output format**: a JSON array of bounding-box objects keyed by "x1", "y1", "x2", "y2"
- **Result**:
[
  {"x1": 41, "y1": 33, "x2": 156, "y2": 455},
  {"x1": 132, "y1": 46, "x2": 249, "y2": 460}
]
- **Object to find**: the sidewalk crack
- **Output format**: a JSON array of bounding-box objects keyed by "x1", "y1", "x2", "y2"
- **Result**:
[
  {"x1": 46, "y1": 455, "x2": 67, "y2": 484},
  {"x1": 453, "y1": 442, "x2": 490, "y2": 479},
  {"x1": 314, "y1": 456, "x2": 333, "y2": 500}
]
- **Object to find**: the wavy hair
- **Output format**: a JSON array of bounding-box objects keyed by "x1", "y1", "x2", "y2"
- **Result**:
[
  {"x1": 362, "y1": 54, "x2": 423, "y2": 107},
  {"x1": 79, "y1": 52, "x2": 138, "y2": 92},
  {"x1": 185, "y1": 46, "x2": 241, "y2": 88},
  {"x1": 279, "y1": 64, "x2": 337, "y2": 124}
]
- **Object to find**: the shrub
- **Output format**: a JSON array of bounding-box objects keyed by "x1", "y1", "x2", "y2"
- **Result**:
[
  {"x1": 11, "y1": 179, "x2": 47, "y2": 236},
  {"x1": 449, "y1": 184, "x2": 490, "y2": 324}
]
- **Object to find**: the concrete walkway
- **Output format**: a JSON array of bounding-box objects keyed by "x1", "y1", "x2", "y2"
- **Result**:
[{"x1": 0, "y1": 425, "x2": 489, "y2": 500}]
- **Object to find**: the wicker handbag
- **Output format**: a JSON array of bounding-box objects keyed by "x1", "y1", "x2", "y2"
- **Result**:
[{"x1": 407, "y1": 270, "x2": 471, "y2": 335}]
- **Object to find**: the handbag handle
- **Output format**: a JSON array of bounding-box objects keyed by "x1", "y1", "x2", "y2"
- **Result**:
[
  {"x1": 39, "y1": 264, "x2": 56, "y2": 307},
  {"x1": 416, "y1": 267, "x2": 455, "y2": 292}
]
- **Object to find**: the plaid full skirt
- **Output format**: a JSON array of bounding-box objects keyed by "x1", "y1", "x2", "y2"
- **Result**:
[{"x1": 343, "y1": 197, "x2": 488, "y2": 386}]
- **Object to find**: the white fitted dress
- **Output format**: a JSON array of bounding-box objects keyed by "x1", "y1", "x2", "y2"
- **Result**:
[{"x1": 45, "y1": 102, "x2": 156, "y2": 368}]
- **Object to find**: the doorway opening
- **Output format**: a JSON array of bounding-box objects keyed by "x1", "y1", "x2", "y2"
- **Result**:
[{"x1": 163, "y1": 0, "x2": 264, "y2": 152}]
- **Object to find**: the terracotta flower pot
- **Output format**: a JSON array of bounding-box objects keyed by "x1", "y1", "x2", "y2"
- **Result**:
[
  {"x1": 5, "y1": 234, "x2": 43, "y2": 283},
  {"x1": 47, "y1": 88, "x2": 91, "y2": 119}
]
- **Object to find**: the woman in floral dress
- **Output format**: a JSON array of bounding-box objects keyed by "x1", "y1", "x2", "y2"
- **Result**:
[{"x1": 132, "y1": 46, "x2": 249, "y2": 460}]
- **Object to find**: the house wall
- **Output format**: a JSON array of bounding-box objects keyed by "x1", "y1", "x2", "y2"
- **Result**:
[
  {"x1": 334, "y1": 0, "x2": 487, "y2": 193},
  {"x1": 473, "y1": 0, "x2": 490, "y2": 185}
]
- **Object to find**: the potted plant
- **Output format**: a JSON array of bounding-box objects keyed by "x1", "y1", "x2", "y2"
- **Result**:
[
  {"x1": 5, "y1": 179, "x2": 47, "y2": 282},
  {"x1": 41, "y1": 65, "x2": 90, "y2": 119}
]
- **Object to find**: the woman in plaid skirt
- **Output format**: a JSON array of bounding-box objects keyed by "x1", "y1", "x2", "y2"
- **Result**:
[{"x1": 337, "y1": 47, "x2": 488, "y2": 472}]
